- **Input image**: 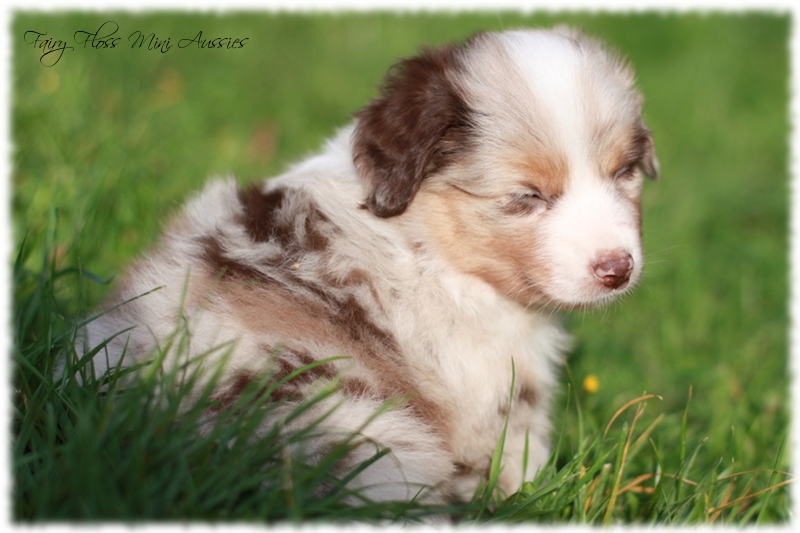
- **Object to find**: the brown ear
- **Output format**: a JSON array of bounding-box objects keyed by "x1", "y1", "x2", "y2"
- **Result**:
[
  {"x1": 353, "y1": 44, "x2": 474, "y2": 218},
  {"x1": 641, "y1": 128, "x2": 660, "y2": 180}
]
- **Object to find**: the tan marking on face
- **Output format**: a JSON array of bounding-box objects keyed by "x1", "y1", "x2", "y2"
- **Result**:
[
  {"x1": 411, "y1": 187, "x2": 552, "y2": 306},
  {"x1": 510, "y1": 149, "x2": 569, "y2": 200},
  {"x1": 593, "y1": 119, "x2": 654, "y2": 180},
  {"x1": 590, "y1": 123, "x2": 647, "y2": 232}
]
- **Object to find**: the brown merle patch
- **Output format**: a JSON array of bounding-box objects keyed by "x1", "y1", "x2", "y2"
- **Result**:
[
  {"x1": 236, "y1": 185, "x2": 285, "y2": 244},
  {"x1": 198, "y1": 234, "x2": 281, "y2": 282},
  {"x1": 210, "y1": 348, "x2": 341, "y2": 410},
  {"x1": 334, "y1": 294, "x2": 401, "y2": 356},
  {"x1": 208, "y1": 372, "x2": 265, "y2": 413},
  {"x1": 303, "y1": 205, "x2": 331, "y2": 252},
  {"x1": 281, "y1": 277, "x2": 398, "y2": 356},
  {"x1": 517, "y1": 383, "x2": 538, "y2": 407},
  {"x1": 236, "y1": 184, "x2": 334, "y2": 254},
  {"x1": 199, "y1": 234, "x2": 260, "y2": 280},
  {"x1": 340, "y1": 377, "x2": 374, "y2": 398},
  {"x1": 198, "y1": 235, "x2": 450, "y2": 443},
  {"x1": 453, "y1": 461, "x2": 476, "y2": 476}
]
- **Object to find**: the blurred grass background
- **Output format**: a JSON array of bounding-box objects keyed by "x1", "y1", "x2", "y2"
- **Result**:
[{"x1": 11, "y1": 11, "x2": 790, "y2": 520}]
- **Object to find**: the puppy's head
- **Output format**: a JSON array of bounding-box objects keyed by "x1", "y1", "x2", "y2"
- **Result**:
[{"x1": 353, "y1": 27, "x2": 658, "y2": 309}]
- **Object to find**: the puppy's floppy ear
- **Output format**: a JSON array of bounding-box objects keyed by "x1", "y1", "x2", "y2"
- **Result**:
[
  {"x1": 353, "y1": 44, "x2": 474, "y2": 218},
  {"x1": 641, "y1": 128, "x2": 660, "y2": 180}
]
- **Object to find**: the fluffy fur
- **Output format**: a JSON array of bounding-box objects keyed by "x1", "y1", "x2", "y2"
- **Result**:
[{"x1": 78, "y1": 27, "x2": 657, "y2": 504}]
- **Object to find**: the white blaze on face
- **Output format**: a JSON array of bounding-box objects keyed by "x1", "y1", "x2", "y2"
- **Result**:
[
  {"x1": 497, "y1": 31, "x2": 593, "y2": 160},
  {"x1": 496, "y1": 30, "x2": 645, "y2": 307}
]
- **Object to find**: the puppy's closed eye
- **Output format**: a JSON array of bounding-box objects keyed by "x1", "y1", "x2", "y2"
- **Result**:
[
  {"x1": 613, "y1": 164, "x2": 635, "y2": 180},
  {"x1": 507, "y1": 189, "x2": 549, "y2": 216}
]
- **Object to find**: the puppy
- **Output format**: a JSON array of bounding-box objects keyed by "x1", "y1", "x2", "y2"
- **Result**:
[{"x1": 77, "y1": 27, "x2": 657, "y2": 504}]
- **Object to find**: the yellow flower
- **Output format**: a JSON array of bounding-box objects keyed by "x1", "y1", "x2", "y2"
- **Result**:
[{"x1": 583, "y1": 374, "x2": 600, "y2": 394}]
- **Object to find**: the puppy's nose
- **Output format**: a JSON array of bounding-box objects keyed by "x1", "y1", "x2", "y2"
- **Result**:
[{"x1": 593, "y1": 252, "x2": 633, "y2": 290}]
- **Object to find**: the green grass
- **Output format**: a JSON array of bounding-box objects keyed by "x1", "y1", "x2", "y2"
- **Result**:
[{"x1": 11, "y1": 11, "x2": 792, "y2": 523}]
